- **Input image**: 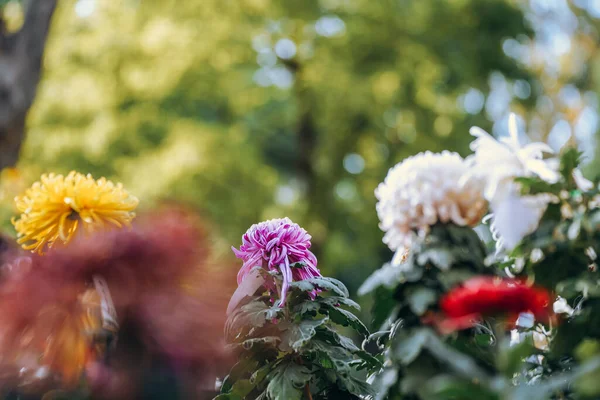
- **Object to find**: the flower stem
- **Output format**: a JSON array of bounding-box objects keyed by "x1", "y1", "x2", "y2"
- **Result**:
[{"x1": 304, "y1": 383, "x2": 313, "y2": 400}]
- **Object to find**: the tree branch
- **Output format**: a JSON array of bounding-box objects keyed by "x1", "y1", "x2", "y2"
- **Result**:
[{"x1": 0, "y1": 0, "x2": 57, "y2": 169}]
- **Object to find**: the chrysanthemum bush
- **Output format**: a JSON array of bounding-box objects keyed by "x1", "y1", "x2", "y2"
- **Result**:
[
  {"x1": 218, "y1": 218, "x2": 380, "y2": 400},
  {"x1": 359, "y1": 114, "x2": 600, "y2": 399}
]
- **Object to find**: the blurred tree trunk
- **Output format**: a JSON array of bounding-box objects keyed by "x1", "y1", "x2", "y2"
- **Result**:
[{"x1": 0, "y1": 0, "x2": 57, "y2": 170}]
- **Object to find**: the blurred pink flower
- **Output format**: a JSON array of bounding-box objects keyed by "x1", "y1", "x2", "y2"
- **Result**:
[{"x1": 232, "y1": 218, "x2": 320, "y2": 305}]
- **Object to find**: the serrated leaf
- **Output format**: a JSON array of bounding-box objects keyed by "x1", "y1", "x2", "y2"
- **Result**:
[
  {"x1": 305, "y1": 341, "x2": 375, "y2": 396},
  {"x1": 307, "y1": 340, "x2": 354, "y2": 367},
  {"x1": 291, "y1": 277, "x2": 350, "y2": 297},
  {"x1": 315, "y1": 326, "x2": 360, "y2": 352},
  {"x1": 225, "y1": 300, "x2": 281, "y2": 340},
  {"x1": 279, "y1": 318, "x2": 329, "y2": 351},
  {"x1": 265, "y1": 361, "x2": 311, "y2": 400},
  {"x1": 294, "y1": 299, "x2": 320, "y2": 315},
  {"x1": 560, "y1": 147, "x2": 583, "y2": 182},
  {"x1": 407, "y1": 287, "x2": 437, "y2": 316},
  {"x1": 317, "y1": 295, "x2": 361, "y2": 310},
  {"x1": 240, "y1": 336, "x2": 280, "y2": 350},
  {"x1": 321, "y1": 304, "x2": 369, "y2": 336},
  {"x1": 354, "y1": 349, "x2": 384, "y2": 371},
  {"x1": 335, "y1": 371, "x2": 374, "y2": 397}
]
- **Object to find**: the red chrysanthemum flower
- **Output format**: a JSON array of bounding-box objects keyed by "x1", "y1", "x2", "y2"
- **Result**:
[{"x1": 436, "y1": 277, "x2": 552, "y2": 333}]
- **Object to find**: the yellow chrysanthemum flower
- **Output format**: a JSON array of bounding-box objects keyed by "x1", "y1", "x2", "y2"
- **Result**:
[{"x1": 12, "y1": 171, "x2": 139, "y2": 254}]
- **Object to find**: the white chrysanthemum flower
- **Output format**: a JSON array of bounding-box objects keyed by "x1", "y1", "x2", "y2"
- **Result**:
[
  {"x1": 465, "y1": 113, "x2": 559, "y2": 201},
  {"x1": 375, "y1": 151, "x2": 487, "y2": 257},
  {"x1": 465, "y1": 114, "x2": 559, "y2": 251}
]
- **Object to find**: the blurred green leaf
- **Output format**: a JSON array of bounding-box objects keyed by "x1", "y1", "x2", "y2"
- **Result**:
[
  {"x1": 498, "y1": 335, "x2": 535, "y2": 378},
  {"x1": 406, "y1": 286, "x2": 437, "y2": 316},
  {"x1": 393, "y1": 328, "x2": 430, "y2": 365},
  {"x1": 265, "y1": 361, "x2": 311, "y2": 400}
]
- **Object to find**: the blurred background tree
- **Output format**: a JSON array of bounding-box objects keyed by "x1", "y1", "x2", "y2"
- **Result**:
[{"x1": 2, "y1": 0, "x2": 600, "y2": 327}]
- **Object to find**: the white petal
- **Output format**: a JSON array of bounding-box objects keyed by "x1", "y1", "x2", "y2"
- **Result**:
[
  {"x1": 490, "y1": 191, "x2": 548, "y2": 250},
  {"x1": 553, "y1": 297, "x2": 574, "y2": 316},
  {"x1": 520, "y1": 142, "x2": 555, "y2": 157},
  {"x1": 573, "y1": 169, "x2": 594, "y2": 191},
  {"x1": 508, "y1": 113, "x2": 520, "y2": 145},
  {"x1": 524, "y1": 159, "x2": 560, "y2": 183}
]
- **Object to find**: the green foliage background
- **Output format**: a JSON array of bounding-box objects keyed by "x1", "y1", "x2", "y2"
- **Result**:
[{"x1": 6, "y1": 0, "x2": 600, "y2": 325}]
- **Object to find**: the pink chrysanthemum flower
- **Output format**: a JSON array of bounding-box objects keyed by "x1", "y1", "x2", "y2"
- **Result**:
[{"x1": 232, "y1": 218, "x2": 320, "y2": 305}]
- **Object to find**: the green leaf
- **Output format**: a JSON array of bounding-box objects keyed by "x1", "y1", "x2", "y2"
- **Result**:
[
  {"x1": 314, "y1": 326, "x2": 360, "y2": 352},
  {"x1": 556, "y1": 275, "x2": 600, "y2": 298},
  {"x1": 559, "y1": 147, "x2": 583, "y2": 182},
  {"x1": 393, "y1": 328, "x2": 430, "y2": 365},
  {"x1": 358, "y1": 262, "x2": 421, "y2": 295},
  {"x1": 406, "y1": 286, "x2": 437, "y2": 316},
  {"x1": 240, "y1": 336, "x2": 280, "y2": 350},
  {"x1": 317, "y1": 295, "x2": 361, "y2": 310},
  {"x1": 424, "y1": 332, "x2": 490, "y2": 382},
  {"x1": 334, "y1": 371, "x2": 374, "y2": 396},
  {"x1": 220, "y1": 356, "x2": 259, "y2": 393},
  {"x1": 576, "y1": 339, "x2": 600, "y2": 363},
  {"x1": 250, "y1": 364, "x2": 272, "y2": 386},
  {"x1": 279, "y1": 318, "x2": 329, "y2": 351},
  {"x1": 225, "y1": 299, "x2": 281, "y2": 340},
  {"x1": 514, "y1": 176, "x2": 559, "y2": 196},
  {"x1": 321, "y1": 304, "x2": 369, "y2": 336},
  {"x1": 265, "y1": 360, "x2": 311, "y2": 400},
  {"x1": 498, "y1": 333, "x2": 535, "y2": 377},
  {"x1": 370, "y1": 286, "x2": 399, "y2": 330},
  {"x1": 354, "y1": 349, "x2": 384, "y2": 371},
  {"x1": 293, "y1": 299, "x2": 320, "y2": 316},
  {"x1": 223, "y1": 379, "x2": 254, "y2": 398},
  {"x1": 417, "y1": 248, "x2": 455, "y2": 270},
  {"x1": 305, "y1": 340, "x2": 375, "y2": 397},
  {"x1": 437, "y1": 269, "x2": 478, "y2": 291},
  {"x1": 425, "y1": 375, "x2": 499, "y2": 400},
  {"x1": 214, "y1": 395, "x2": 242, "y2": 400},
  {"x1": 371, "y1": 367, "x2": 399, "y2": 400},
  {"x1": 509, "y1": 358, "x2": 600, "y2": 400},
  {"x1": 474, "y1": 333, "x2": 493, "y2": 347},
  {"x1": 291, "y1": 277, "x2": 350, "y2": 297}
]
